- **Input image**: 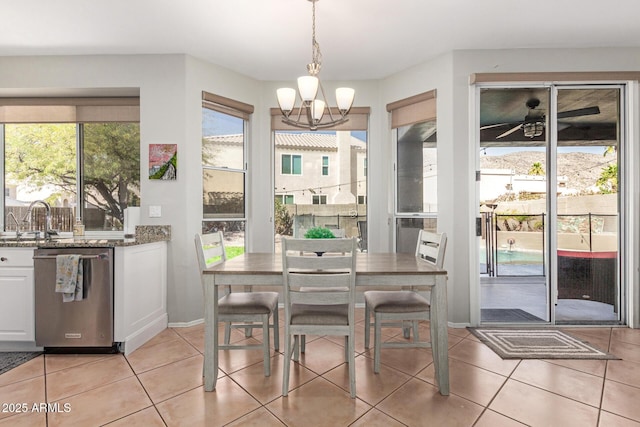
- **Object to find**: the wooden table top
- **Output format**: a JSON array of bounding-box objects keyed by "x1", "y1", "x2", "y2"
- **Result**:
[{"x1": 204, "y1": 252, "x2": 447, "y2": 276}]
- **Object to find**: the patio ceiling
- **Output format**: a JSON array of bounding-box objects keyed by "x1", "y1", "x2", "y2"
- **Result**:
[{"x1": 479, "y1": 88, "x2": 619, "y2": 147}]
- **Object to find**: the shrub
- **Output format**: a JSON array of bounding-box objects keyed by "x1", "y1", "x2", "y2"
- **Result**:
[{"x1": 304, "y1": 226, "x2": 335, "y2": 239}]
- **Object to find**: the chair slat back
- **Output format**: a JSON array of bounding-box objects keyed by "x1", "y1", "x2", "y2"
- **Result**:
[
  {"x1": 415, "y1": 230, "x2": 447, "y2": 268},
  {"x1": 195, "y1": 231, "x2": 227, "y2": 273},
  {"x1": 282, "y1": 238, "x2": 357, "y2": 306}
]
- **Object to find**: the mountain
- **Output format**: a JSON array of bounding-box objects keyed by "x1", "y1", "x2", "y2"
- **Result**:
[{"x1": 480, "y1": 150, "x2": 617, "y2": 193}]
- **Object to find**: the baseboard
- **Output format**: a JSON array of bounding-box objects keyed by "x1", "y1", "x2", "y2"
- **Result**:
[
  {"x1": 119, "y1": 314, "x2": 168, "y2": 356},
  {"x1": 449, "y1": 322, "x2": 471, "y2": 328},
  {"x1": 0, "y1": 342, "x2": 44, "y2": 352},
  {"x1": 168, "y1": 318, "x2": 204, "y2": 328}
]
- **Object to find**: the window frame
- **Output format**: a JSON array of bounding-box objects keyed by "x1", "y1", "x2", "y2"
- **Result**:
[
  {"x1": 201, "y1": 91, "x2": 253, "y2": 256},
  {"x1": 275, "y1": 194, "x2": 295, "y2": 205},
  {"x1": 1, "y1": 97, "x2": 141, "y2": 234},
  {"x1": 312, "y1": 194, "x2": 327, "y2": 204},
  {"x1": 388, "y1": 90, "x2": 438, "y2": 252},
  {"x1": 281, "y1": 153, "x2": 302, "y2": 175}
]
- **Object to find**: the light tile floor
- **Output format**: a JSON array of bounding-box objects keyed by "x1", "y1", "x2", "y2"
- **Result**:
[{"x1": 1, "y1": 309, "x2": 640, "y2": 426}]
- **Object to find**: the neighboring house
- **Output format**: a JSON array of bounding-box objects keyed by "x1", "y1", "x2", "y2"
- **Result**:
[{"x1": 203, "y1": 131, "x2": 367, "y2": 206}]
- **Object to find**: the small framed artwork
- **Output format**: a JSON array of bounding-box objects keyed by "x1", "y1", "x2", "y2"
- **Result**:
[{"x1": 149, "y1": 144, "x2": 177, "y2": 180}]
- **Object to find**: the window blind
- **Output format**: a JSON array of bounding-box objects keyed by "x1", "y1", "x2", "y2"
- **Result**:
[
  {"x1": 386, "y1": 90, "x2": 436, "y2": 129},
  {"x1": 270, "y1": 107, "x2": 370, "y2": 131},
  {"x1": 0, "y1": 97, "x2": 140, "y2": 123},
  {"x1": 202, "y1": 91, "x2": 254, "y2": 120}
]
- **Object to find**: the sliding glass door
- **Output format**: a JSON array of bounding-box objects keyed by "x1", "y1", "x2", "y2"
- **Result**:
[
  {"x1": 553, "y1": 86, "x2": 621, "y2": 324},
  {"x1": 478, "y1": 84, "x2": 624, "y2": 325}
]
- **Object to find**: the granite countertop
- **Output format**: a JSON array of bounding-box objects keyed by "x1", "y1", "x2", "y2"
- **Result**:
[{"x1": 0, "y1": 225, "x2": 171, "y2": 248}]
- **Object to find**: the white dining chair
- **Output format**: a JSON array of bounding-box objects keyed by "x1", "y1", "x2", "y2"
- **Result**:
[
  {"x1": 195, "y1": 232, "x2": 279, "y2": 377},
  {"x1": 281, "y1": 237, "x2": 358, "y2": 397},
  {"x1": 363, "y1": 230, "x2": 447, "y2": 373}
]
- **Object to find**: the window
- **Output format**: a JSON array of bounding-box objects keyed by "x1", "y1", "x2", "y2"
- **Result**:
[
  {"x1": 312, "y1": 195, "x2": 327, "y2": 204},
  {"x1": 202, "y1": 91, "x2": 253, "y2": 257},
  {"x1": 1, "y1": 96, "x2": 140, "y2": 233},
  {"x1": 282, "y1": 154, "x2": 302, "y2": 175},
  {"x1": 275, "y1": 194, "x2": 295, "y2": 205},
  {"x1": 364, "y1": 158, "x2": 367, "y2": 177},
  {"x1": 271, "y1": 107, "x2": 370, "y2": 249},
  {"x1": 322, "y1": 156, "x2": 329, "y2": 175},
  {"x1": 358, "y1": 195, "x2": 366, "y2": 205},
  {"x1": 388, "y1": 90, "x2": 437, "y2": 252}
]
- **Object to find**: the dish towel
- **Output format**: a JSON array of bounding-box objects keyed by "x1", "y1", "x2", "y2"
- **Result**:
[{"x1": 55, "y1": 254, "x2": 84, "y2": 303}]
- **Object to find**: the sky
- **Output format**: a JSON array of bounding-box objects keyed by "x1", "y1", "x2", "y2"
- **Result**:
[{"x1": 483, "y1": 146, "x2": 609, "y2": 156}]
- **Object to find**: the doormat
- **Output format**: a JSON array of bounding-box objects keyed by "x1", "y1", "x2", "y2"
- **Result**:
[
  {"x1": 0, "y1": 352, "x2": 42, "y2": 376},
  {"x1": 467, "y1": 328, "x2": 619, "y2": 360},
  {"x1": 481, "y1": 308, "x2": 544, "y2": 322}
]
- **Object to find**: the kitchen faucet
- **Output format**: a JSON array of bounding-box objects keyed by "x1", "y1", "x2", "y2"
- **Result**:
[
  {"x1": 6, "y1": 211, "x2": 22, "y2": 239},
  {"x1": 24, "y1": 200, "x2": 58, "y2": 241}
]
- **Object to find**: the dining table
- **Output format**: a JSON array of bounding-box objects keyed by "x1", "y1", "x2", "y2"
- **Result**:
[{"x1": 202, "y1": 252, "x2": 450, "y2": 395}]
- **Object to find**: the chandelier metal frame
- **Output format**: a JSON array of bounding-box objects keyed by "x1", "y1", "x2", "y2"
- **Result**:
[{"x1": 276, "y1": 0, "x2": 355, "y2": 130}]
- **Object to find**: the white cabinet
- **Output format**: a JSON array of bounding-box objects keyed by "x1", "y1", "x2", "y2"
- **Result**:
[
  {"x1": 114, "y1": 241, "x2": 168, "y2": 355},
  {"x1": 0, "y1": 248, "x2": 35, "y2": 342},
  {"x1": 0, "y1": 241, "x2": 168, "y2": 353}
]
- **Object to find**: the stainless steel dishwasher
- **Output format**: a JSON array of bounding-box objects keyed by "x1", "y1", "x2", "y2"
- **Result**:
[{"x1": 34, "y1": 247, "x2": 114, "y2": 350}]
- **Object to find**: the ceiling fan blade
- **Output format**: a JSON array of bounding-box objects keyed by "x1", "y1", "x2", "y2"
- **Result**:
[
  {"x1": 557, "y1": 106, "x2": 600, "y2": 119},
  {"x1": 480, "y1": 121, "x2": 524, "y2": 131},
  {"x1": 496, "y1": 123, "x2": 523, "y2": 139}
]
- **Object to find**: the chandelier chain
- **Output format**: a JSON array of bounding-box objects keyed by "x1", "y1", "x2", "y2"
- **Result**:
[{"x1": 310, "y1": 0, "x2": 322, "y2": 75}]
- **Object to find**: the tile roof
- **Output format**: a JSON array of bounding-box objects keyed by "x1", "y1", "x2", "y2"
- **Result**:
[{"x1": 203, "y1": 133, "x2": 367, "y2": 151}]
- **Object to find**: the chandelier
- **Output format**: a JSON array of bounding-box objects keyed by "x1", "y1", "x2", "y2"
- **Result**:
[{"x1": 276, "y1": 0, "x2": 355, "y2": 130}]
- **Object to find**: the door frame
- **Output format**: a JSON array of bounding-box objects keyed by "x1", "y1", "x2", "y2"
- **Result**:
[{"x1": 470, "y1": 80, "x2": 631, "y2": 327}]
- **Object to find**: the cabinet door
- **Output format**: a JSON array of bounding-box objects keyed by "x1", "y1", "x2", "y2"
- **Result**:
[{"x1": 0, "y1": 268, "x2": 35, "y2": 341}]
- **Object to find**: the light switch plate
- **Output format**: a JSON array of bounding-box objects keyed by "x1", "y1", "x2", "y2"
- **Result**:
[{"x1": 149, "y1": 205, "x2": 162, "y2": 218}]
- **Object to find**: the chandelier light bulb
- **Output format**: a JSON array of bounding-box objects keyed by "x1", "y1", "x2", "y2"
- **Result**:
[
  {"x1": 312, "y1": 99, "x2": 326, "y2": 121},
  {"x1": 277, "y1": 88, "x2": 296, "y2": 114},
  {"x1": 298, "y1": 76, "x2": 319, "y2": 102},
  {"x1": 335, "y1": 87, "x2": 355, "y2": 113}
]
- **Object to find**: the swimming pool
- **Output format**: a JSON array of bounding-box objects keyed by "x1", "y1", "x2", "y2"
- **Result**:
[{"x1": 480, "y1": 247, "x2": 544, "y2": 264}]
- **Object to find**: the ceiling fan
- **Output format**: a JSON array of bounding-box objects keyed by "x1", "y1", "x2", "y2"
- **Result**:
[{"x1": 481, "y1": 98, "x2": 601, "y2": 139}]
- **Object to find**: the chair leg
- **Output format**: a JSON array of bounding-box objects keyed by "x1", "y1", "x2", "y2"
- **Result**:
[
  {"x1": 293, "y1": 335, "x2": 300, "y2": 362},
  {"x1": 283, "y1": 333, "x2": 291, "y2": 396},
  {"x1": 344, "y1": 336, "x2": 348, "y2": 362},
  {"x1": 301, "y1": 335, "x2": 306, "y2": 353},
  {"x1": 374, "y1": 313, "x2": 382, "y2": 374},
  {"x1": 364, "y1": 302, "x2": 371, "y2": 348},
  {"x1": 224, "y1": 322, "x2": 231, "y2": 345},
  {"x1": 348, "y1": 332, "x2": 356, "y2": 398},
  {"x1": 262, "y1": 314, "x2": 271, "y2": 377},
  {"x1": 412, "y1": 320, "x2": 420, "y2": 343},
  {"x1": 272, "y1": 307, "x2": 280, "y2": 351},
  {"x1": 403, "y1": 322, "x2": 411, "y2": 339}
]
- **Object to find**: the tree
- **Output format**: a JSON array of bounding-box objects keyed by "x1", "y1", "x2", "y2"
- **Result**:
[
  {"x1": 274, "y1": 199, "x2": 293, "y2": 236},
  {"x1": 83, "y1": 123, "x2": 140, "y2": 225},
  {"x1": 528, "y1": 162, "x2": 545, "y2": 176},
  {"x1": 597, "y1": 164, "x2": 618, "y2": 193},
  {"x1": 5, "y1": 123, "x2": 140, "y2": 228},
  {"x1": 603, "y1": 145, "x2": 617, "y2": 157}
]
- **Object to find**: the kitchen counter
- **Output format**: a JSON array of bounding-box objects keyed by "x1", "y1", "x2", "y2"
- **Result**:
[{"x1": 0, "y1": 225, "x2": 171, "y2": 248}]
